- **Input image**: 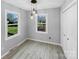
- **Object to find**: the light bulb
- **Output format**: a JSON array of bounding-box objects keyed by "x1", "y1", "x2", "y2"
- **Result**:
[
  {"x1": 30, "y1": 15, "x2": 33, "y2": 20},
  {"x1": 33, "y1": 11, "x2": 36, "y2": 14}
]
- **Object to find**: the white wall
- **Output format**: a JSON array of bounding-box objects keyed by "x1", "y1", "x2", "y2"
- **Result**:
[
  {"x1": 1, "y1": 1, "x2": 29, "y2": 56},
  {"x1": 1, "y1": 1, "x2": 60, "y2": 57},
  {"x1": 28, "y1": 8, "x2": 60, "y2": 43},
  {"x1": 60, "y1": 0, "x2": 77, "y2": 59}
]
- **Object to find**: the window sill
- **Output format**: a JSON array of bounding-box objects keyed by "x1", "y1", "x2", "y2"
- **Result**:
[
  {"x1": 36, "y1": 31, "x2": 48, "y2": 34},
  {"x1": 6, "y1": 33, "x2": 20, "y2": 40}
]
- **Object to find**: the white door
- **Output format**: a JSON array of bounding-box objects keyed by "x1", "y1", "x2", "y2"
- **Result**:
[{"x1": 62, "y1": 3, "x2": 77, "y2": 59}]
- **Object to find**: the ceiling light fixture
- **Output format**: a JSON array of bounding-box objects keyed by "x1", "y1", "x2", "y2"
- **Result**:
[{"x1": 30, "y1": 0, "x2": 37, "y2": 19}]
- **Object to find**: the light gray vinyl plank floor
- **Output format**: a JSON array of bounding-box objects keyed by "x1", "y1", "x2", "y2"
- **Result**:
[{"x1": 2, "y1": 40, "x2": 66, "y2": 59}]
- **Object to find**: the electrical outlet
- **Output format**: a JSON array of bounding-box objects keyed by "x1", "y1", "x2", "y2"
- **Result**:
[{"x1": 49, "y1": 37, "x2": 51, "y2": 39}]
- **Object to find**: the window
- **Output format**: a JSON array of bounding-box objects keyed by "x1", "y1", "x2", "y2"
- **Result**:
[
  {"x1": 5, "y1": 10, "x2": 20, "y2": 40},
  {"x1": 36, "y1": 14, "x2": 48, "y2": 33}
]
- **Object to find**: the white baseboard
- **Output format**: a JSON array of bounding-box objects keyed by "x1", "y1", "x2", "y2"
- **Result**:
[
  {"x1": 9, "y1": 39, "x2": 28, "y2": 51},
  {"x1": 27, "y1": 38, "x2": 61, "y2": 46},
  {"x1": 16, "y1": 39, "x2": 28, "y2": 47},
  {"x1": 1, "y1": 51, "x2": 10, "y2": 58},
  {"x1": 1, "y1": 39, "x2": 28, "y2": 58}
]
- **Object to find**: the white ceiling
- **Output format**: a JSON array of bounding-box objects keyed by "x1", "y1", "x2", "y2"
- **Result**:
[{"x1": 2, "y1": 0, "x2": 65, "y2": 10}]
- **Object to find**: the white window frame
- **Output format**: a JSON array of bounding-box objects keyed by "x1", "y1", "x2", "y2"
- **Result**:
[
  {"x1": 5, "y1": 9, "x2": 20, "y2": 40},
  {"x1": 35, "y1": 14, "x2": 48, "y2": 33}
]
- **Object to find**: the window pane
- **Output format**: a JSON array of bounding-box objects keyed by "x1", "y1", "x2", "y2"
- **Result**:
[
  {"x1": 37, "y1": 24, "x2": 46, "y2": 32},
  {"x1": 37, "y1": 15, "x2": 47, "y2": 32},
  {"x1": 38, "y1": 16, "x2": 46, "y2": 23},
  {"x1": 7, "y1": 12, "x2": 18, "y2": 37}
]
